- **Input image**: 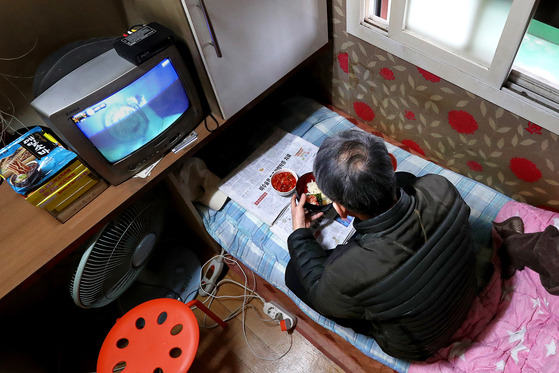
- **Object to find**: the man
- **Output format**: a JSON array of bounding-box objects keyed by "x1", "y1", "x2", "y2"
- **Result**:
[{"x1": 285, "y1": 128, "x2": 476, "y2": 360}]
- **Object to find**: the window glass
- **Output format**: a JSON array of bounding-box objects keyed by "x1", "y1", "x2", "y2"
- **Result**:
[
  {"x1": 351, "y1": 0, "x2": 559, "y2": 132},
  {"x1": 366, "y1": 0, "x2": 390, "y2": 29},
  {"x1": 513, "y1": 7, "x2": 559, "y2": 87},
  {"x1": 368, "y1": 0, "x2": 390, "y2": 20},
  {"x1": 403, "y1": 0, "x2": 512, "y2": 67}
]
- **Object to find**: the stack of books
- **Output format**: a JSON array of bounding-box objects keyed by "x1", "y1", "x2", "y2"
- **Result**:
[{"x1": 24, "y1": 158, "x2": 108, "y2": 222}]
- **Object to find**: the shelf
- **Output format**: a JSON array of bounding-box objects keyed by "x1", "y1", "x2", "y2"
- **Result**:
[{"x1": 0, "y1": 114, "x2": 225, "y2": 300}]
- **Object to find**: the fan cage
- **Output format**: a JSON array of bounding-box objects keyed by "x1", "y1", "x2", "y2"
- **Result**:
[{"x1": 70, "y1": 197, "x2": 166, "y2": 308}]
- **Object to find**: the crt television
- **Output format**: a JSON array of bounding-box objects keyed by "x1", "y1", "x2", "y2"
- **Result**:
[{"x1": 31, "y1": 43, "x2": 204, "y2": 185}]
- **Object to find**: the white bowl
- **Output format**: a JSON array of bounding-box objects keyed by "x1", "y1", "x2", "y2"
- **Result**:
[{"x1": 271, "y1": 168, "x2": 298, "y2": 197}]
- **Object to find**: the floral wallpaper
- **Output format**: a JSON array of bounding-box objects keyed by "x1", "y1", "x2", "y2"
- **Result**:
[{"x1": 317, "y1": 0, "x2": 559, "y2": 210}]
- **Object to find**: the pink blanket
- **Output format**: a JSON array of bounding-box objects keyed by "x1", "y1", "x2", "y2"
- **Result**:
[{"x1": 408, "y1": 201, "x2": 559, "y2": 373}]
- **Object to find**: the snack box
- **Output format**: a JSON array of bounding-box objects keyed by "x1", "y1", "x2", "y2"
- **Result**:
[{"x1": 0, "y1": 127, "x2": 77, "y2": 196}]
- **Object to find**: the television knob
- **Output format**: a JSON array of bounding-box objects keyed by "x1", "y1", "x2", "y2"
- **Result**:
[{"x1": 128, "y1": 164, "x2": 138, "y2": 171}]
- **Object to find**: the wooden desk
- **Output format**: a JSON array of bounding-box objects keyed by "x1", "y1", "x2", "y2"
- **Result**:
[{"x1": 0, "y1": 115, "x2": 226, "y2": 300}]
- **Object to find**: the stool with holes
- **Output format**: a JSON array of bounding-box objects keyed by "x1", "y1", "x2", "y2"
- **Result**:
[{"x1": 97, "y1": 298, "x2": 226, "y2": 373}]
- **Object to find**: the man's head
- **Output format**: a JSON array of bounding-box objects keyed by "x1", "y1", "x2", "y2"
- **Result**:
[{"x1": 313, "y1": 128, "x2": 397, "y2": 218}]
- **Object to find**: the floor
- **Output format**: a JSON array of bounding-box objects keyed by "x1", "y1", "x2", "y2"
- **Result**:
[
  {"x1": 0, "y1": 259, "x2": 345, "y2": 373},
  {"x1": 188, "y1": 272, "x2": 345, "y2": 373}
]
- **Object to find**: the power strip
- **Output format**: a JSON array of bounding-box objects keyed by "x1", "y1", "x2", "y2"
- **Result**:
[{"x1": 263, "y1": 301, "x2": 297, "y2": 331}]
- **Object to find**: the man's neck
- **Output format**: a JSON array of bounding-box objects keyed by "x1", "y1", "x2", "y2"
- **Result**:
[
  {"x1": 357, "y1": 194, "x2": 399, "y2": 221},
  {"x1": 353, "y1": 212, "x2": 373, "y2": 221}
]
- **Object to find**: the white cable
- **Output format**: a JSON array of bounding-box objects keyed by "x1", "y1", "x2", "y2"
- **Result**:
[
  {"x1": 196, "y1": 252, "x2": 263, "y2": 326},
  {"x1": 0, "y1": 38, "x2": 38, "y2": 61},
  {"x1": 0, "y1": 38, "x2": 38, "y2": 145},
  {"x1": 0, "y1": 95, "x2": 31, "y2": 147},
  {"x1": 192, "y1": 250, "x2": 294, "y2": 361}
]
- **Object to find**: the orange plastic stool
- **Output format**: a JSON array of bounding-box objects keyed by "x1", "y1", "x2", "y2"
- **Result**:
[{"x1": 97, "y1": 298, "x2": 226, "y2": 373}]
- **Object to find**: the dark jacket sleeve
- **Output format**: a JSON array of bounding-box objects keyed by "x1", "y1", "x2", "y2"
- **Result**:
[
  {"x1": 286, "y1": 228, "x2": 362, "y2": 319},
  {"x1": 287, "y1": 228, "x2": 328, "y2": 295}
]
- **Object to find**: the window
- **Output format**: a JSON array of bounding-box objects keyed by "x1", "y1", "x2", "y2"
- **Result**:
[
  {"x1": 365, "y1": 0, "x2": 390, "y2": 29},
  {"x1": 507, "y1": 5, "x2": 559, "y2": 112},
  {"x1": 347, "y1": 0, "x2": 559, "y2": 134}
]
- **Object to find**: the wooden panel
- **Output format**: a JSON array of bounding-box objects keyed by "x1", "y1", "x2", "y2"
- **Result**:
[{"x1": 164, "y1": 172, "x2": 222, "y2": 254}]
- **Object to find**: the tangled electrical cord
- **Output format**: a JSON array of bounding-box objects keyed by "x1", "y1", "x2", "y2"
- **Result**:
[
  {"x1": 1, "y1": 38, "x2": 37, "y2": 148},
  {"x1": 0, "y1": 91, "x2": 31, "y2": 148},
  {"x1": 191, "y1": 249, "x2": 294, "y2": 361}
]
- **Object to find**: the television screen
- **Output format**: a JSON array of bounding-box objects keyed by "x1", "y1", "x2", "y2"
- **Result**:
[{"x1": 70, "y1": 58, "x2": 190, "y2": 163}]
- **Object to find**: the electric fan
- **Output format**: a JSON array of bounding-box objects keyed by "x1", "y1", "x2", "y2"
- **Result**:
[{"x1": 69, "y1": 195, "x2": 201, "y2": 309}]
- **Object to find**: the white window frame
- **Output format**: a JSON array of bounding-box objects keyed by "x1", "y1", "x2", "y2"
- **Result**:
[{"x1": 347, "y1": 0, "x2": 559, "y2": 134}]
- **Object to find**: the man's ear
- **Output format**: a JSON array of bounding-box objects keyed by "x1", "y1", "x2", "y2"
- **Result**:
[{"x1": 333, "y1": 201, "x2": 348, "y2": 219}]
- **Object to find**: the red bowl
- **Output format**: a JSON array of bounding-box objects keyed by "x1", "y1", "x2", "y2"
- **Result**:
[
  {"x1": 271, "y1": 168, "x2": 298, "y2": 197},
  {"x1": 295, "y1": 172, "x2": 332, "y2": 212}
]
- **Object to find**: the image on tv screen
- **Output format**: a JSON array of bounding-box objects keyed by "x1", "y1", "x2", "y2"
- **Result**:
[{"x1": 71, "y1": 58, "x2": 190, "y2": 163}]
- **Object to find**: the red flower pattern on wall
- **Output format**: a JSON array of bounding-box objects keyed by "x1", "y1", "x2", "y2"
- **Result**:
[
  {"x1": 380, "y1": 68, "x2": 395, "y2": 80},
  {"x1": 353, "y1": 102, "x2": 375, "y2": 121},
  {"x1": 509, "y1": 157, "x2": 542, "y2": 182},
  {"x1": 467, "y1": 161, "x2": 483, "y2": 172},
  {"x1": 405, "y1": 110, "x2": 415, "y2": 120},
  {"x1": 337, "y1": 52, "x2": 349, "y2": 73},
  {"x1": 324, "y1": 7, "x2": 559, "y2": 209},
  {"x1": 417, "y1": 67, "x2": 441, "y2": 82},
  {"x1": 448, "y1": 110, "x2": 478, "y2": 134},
  {"x1": 401, "y1": 139, "x2": 425, "y2": 156},
  {"x1": 525, "y1": 122, "x2": 542, "y2": 134}
]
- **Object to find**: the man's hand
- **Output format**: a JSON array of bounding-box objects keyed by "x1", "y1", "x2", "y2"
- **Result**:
[{"x1": 291, "y1": 193, "x2": 324, "y2": 231}]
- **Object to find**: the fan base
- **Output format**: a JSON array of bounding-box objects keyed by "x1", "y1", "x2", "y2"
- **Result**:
[{"x1": 118, "y1": 241, "x2": 202, "y2": 312}]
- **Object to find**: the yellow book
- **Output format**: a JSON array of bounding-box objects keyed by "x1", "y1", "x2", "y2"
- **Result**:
[
  {"x1": 48, "y1": 176, "x2": 99, "y2": 214},
  {"x1": 39, "y1": 169, "x2": 98, "y2": 211},
  {"x1": 25, "y1": 159, "x2": 86, "y2": 206},
  {"x1": 49, "y1": 179, "x2": 108, "y2": 223}
]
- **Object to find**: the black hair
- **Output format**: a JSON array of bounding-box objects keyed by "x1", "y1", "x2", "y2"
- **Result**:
[{"x1": 313, "y1": 128, "x2": 397, "y2": 216}]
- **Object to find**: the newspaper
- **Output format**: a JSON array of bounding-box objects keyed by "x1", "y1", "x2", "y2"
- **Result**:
[
  {"x1": 219, "y1": 129, "x2": 316, "y2": 225},
  {"x1": 218, "y1": 128, "x2": 355, "y2": 250}
]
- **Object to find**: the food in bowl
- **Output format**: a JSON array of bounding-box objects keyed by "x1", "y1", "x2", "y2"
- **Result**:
[
  {"x1": 305, "y1": 180, "x2": 332, "y2": 206},
  {"x1": 271, "y1": 169, "x2": 298, "y2": 196},
  {"x1": 296, "y1": 172, "x2": 333, "y2": 212}
]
